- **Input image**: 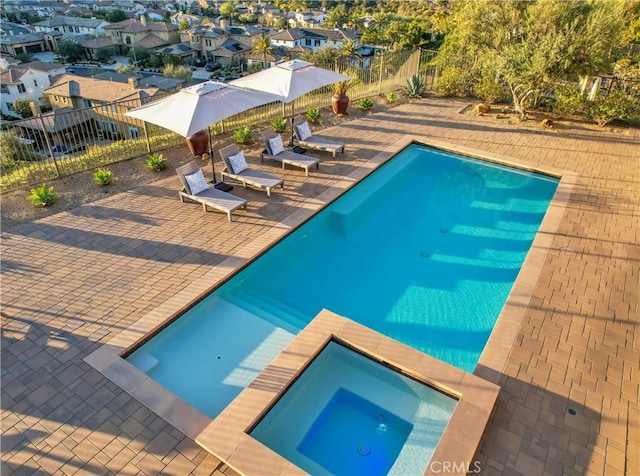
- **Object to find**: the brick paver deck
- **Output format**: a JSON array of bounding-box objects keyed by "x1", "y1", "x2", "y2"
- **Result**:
[{"x1": 1, "y1": 98, "x2": 638, "y2": 475}]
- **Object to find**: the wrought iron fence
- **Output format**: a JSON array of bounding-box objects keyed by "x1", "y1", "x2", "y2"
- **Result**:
[{"x1": 0, "y1": 49, "x2": 440, "y2": 192}]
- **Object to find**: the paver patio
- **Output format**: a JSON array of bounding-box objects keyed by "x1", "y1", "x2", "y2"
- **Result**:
[{"x1": 1, "y1": 97, "x2": 638, "y2": 475}]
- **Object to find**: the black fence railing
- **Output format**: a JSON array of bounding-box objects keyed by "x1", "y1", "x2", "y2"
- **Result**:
[{"x1": 0, "y1": 49, "x2": 440, "y2": 192}]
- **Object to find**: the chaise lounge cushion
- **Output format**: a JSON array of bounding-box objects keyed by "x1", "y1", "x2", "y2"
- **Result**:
[
  {"x1": 296, "y1": 121, "x2": 312, "y2": 141},
  {"x1": 228, "y1": 151, "x2": 248, "y2": 174},
  {"x1": 268, "y1": 135, "x2": 285, "y2": 155},
  {"x1": 184, "y1": 169, "x2": 209, "y2": 195}
]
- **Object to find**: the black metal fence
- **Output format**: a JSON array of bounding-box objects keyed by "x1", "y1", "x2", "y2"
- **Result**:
[{"x1": 0, "y1": 49, "x2": 440, "y2": 192}]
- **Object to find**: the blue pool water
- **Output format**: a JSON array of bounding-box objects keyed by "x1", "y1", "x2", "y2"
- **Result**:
[
  {"x1": 127, "y1": 144, "x2": 558, "y2": 418},
  {"x1": 250, "y1": 341, "x2": 456, "y2": 475}
]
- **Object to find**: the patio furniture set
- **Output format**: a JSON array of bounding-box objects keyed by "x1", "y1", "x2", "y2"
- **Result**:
[{"x1": 176, "y1": 118, "x2": 346, "y2": 221}]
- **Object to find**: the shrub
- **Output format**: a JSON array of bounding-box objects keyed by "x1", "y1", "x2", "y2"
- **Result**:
[
  {"x1": 386, "y1": 91, "x2": 398, "y2": 104},
  {"x1": 270, "y1": 118, "x2": 288, "y2": 133},
  {"x1": 93, "y1": 168, "x2": 114, "y2": 186},
  {"x1": 551, "y1": 85, "x2": 588, "y2": 119},
  {"x1": 146, "y1": 152, "x2": 167, "y2": 172},
  {"x1": 474, "y1": 76, "x2": 508, "y2": 104},
  {"x1": 306, "y1": 108, "x2": 321, "y2": 123},
  {"x1": 587, "y1": 90, "x2": 636, "y2": 127},
  {"x1": 437, "y1": 67, "x2": 468, "y2": 96},
  {"x1": 358, "y1": 97, "x2": 374, "y2": 112},
  {"x1": 406, "y1": 73, "x2": 426, "y2": 98},
  {"x1": 233, "y1": 126, "x2": 253, "y2": 144},
  {"x1": 28, "y1": 184, "x2": 57, "y2": 207}
]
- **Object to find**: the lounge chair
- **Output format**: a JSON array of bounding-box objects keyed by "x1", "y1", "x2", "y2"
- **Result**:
[
  {"x1": 176, "y1": 161, "x2": 247, "y2": 222},
  {"x1": 260, "y1": 129, "x2": 320, "y2": 177},
  {"x1": 292, "y1": 116, "x2": 345, "y2": 158},
  {"x1": 219, "y1": 144, "x2": 284, "y2": 197}
]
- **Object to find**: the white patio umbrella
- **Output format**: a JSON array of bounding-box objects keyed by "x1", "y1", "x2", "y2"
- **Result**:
[
  {"x1": 229, "y1": 60, "x2": 351, "y2": 145},
  {"x1": 125, "y1": 80, "x2": 280, "y2": 184}
]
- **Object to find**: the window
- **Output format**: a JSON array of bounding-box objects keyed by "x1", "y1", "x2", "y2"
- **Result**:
[
  {"x1": 17, "y1": 84, "x2": 26, "y2": 93},
  {"x1": 33, "y1": 79, "x2": 38, "y2": 87},
  {"x1": 80, "y1": 98, "x2": 91, "y2": 108},
  {"x1": 62, "y1": 97, "x2": 68, "y2": 103},
  {"x1": 128, "y1": 127, "x2": 140, "y2": 139},
  {"x1": 0, "y1": 84, "x2": 8, "y2": 94},
  {"x1": 7, "y1": 103, "x2": 14, "y2": 112}
]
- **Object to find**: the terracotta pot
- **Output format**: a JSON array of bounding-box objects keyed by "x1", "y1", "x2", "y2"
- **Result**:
[
  {"x1": 332, "y1": 94, "x2": 349, "y2": 115},
  {"x1": 186, "y1": 130, "x2": 209, "y2": 157}
]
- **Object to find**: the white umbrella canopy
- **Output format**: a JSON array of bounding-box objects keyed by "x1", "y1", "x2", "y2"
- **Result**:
[
  {"x1": 229, "y1": 60, "x2": 351, "y2": 147},
  {"x1": 228, "y1": 59, "x2": 351, "y2": 103},
  {"x1": 125, "y1": 80, "x2": 280, "y2": 137}
]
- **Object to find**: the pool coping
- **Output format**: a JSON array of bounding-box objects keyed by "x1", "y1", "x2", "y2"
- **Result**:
[
  {"x1": 195, "y1": 309, "x2": 501, "y2": 476},
  {"x1": 84, "y1": 135, "x2": 575, "y2": 460}
]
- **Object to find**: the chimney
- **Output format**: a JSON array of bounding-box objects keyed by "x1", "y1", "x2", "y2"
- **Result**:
[
  {"x1": 140, "y1": 15, "x2": 147, "y2": 27},
  {"x1": 29, "y1": 101, "x2": 41, "y2": 116},
  {"x1": 128, "y1": 77, "x2": 139, "y2": 89},
  {"x1": 219, "y1": 18, "x2": 227, "y2": 30}
]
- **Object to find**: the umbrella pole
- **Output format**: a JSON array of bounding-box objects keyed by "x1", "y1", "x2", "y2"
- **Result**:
[
  {"x1": 289, "y1": 101, "x2": 295, "y2": 147},
  {"x1": 208, "y1": 126, "x2": 216, "y2": 182},
  {"x1": 208, "y1": 124, "x2": 233, "y2": 192}
]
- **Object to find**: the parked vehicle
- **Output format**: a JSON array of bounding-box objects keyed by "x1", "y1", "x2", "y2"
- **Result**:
[
  {"x1": 194, "y1": 57, "x2": 207, "y2": 67},
  {"x1": 205, "y1": 62, "x2": 222, "y2": 72}
]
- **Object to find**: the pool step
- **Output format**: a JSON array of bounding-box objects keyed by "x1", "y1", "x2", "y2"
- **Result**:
[
  {"x1": 221, "y1": 290, "x2": 309, "y2": 333},
  {"x1": 329, "y1": 151, "x2": 417, "y2": 234}
]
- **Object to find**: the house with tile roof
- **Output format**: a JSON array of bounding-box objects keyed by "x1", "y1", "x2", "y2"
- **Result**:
[
  {"x1": 34, "y1": 16, "x2": 111, "y2": 38},
  {"x1": 0, "y1": 31, "x2": 63, "y2": 57},
  {"x1": 43, "y1": 73, "x2": 163, "y2": 140},
  {"x1": 270, "y1": 27, "x2": 360, "y2": 53},
  {"x1": 180, "y1": 22, "x2": 272, "y2": 64},
  {"x1": 0, "y1": 61, "x2": 66, "y2": 118},
  {"x1": 104, "y1": 17, "x2": 179, "y2": 54}
]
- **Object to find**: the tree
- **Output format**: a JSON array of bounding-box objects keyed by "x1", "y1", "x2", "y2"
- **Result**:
[
  {"x1": 252, "y1": 34, "x2": 275, "y2": 69},
  {"x1": 95, "y1": 48, "x2": 114, "y2": 63},
  {"x1": 16, "y1": 53, "x2": 34, "y2": 63},
  {"x1": 56, "y1": 39, "x2": 84, "y2": 62},
  {"x1": 108, "y1": 9, "x2": 126, "y2": 22},
  {"x1": 178, "y1": 18, "x2": 190, "y2": 30},
  {"x1": 127, "y1": 47, "x2": 150, "y2": 66},
  {"x1": 163, "y1": 64, "x2": 192, "y2": 83},
  {"x1": 13, "y1": 98, "x2": 35, "y2": 118},
  {"x1": 219, "y1": 2, "x2": 235, "y2": 20},
  {"x1": 436, "y1": 0, "x2": 635, "y2": 119}
]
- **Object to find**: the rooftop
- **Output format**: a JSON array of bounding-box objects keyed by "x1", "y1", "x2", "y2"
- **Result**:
[{"x1": 1, "y1": 98, "x2": 638, "y2": 475}]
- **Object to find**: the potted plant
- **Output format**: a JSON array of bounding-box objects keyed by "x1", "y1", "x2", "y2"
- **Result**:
[{"x1": 331, "y1": 80, "x2": 351, "y2": 115}]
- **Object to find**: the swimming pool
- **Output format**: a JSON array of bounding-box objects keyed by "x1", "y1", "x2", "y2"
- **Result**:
[{"x1": 127, "y1": 143, "x2": 558, "y2": 418}]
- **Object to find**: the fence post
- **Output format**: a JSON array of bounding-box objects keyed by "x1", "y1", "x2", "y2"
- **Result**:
[
  {"x1": 38, "y1": 114, "x2": 60, "y2": 178},
  {"x1": 378, "y1": 52, "x2": 384, "y2": 96}
]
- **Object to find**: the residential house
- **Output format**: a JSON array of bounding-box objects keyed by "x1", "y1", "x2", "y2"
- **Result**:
[
  {"x1": 270, "y1": 27, "x2": 360, "y2": 53},
  {"x1": 44, "y1": 73, "x2": 163, "y2": 140},
  {"x1": 0, "y1": 22, "x2": 31, "y2": 39},
  {"x1": 181, "y1": 22, "x2": 271, "y2": 64},
  {"x1": 0, "y1": 31, "x2": 63, "y2": 57},
  {"x1": 155, "y1": 43, "x2": 198, "y2": 64},
  {"x1": 0, "y1": 61, "x2": 66, "y2": 118},
  {"x1": 92, "y1": 70, "x2": 183, "y2": 91},
  {"x1": 104, "y1": 17, "x2": 179, "y2": 54},
  {"x1": 288, "y1": 9, "x2": 328, "y2": 28},
  {"x1": 2, "y1": 0, "x2": 68, "y2": 19},
  {"x1": 80, "y1": 36, "x2": 120, "y2": 61},
  {"x1": 170, "y1": 13, "x2": 202, "y2": 29},
  {"x1": 34, "y1": 16, "x2": 111, "y2": 38}
]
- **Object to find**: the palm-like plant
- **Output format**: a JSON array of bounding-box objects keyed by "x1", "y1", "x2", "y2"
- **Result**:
[{"x1": 252, "y1": 33, "x2": 275, "y2": 70}]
